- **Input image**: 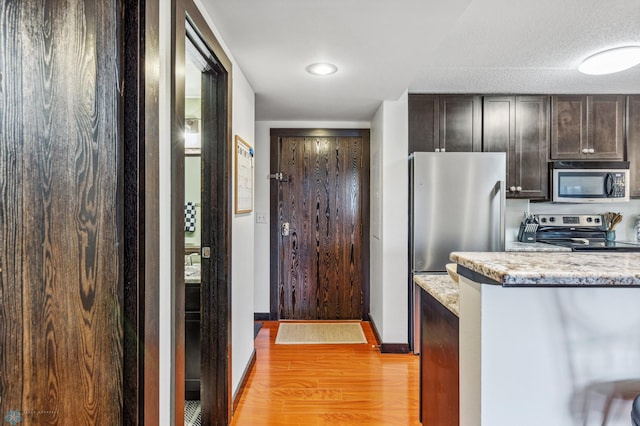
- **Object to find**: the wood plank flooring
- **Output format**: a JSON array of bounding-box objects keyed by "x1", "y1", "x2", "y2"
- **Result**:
[{"x1": 230, "y1": 321, "x2": 420, "y2": 425}]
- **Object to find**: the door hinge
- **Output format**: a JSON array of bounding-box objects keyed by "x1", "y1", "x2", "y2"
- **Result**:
[{"x1": 268, "y1": 172, "x2": 288, "y2": 182}]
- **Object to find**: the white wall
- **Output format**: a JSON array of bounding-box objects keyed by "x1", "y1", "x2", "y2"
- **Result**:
[
  {"x1": 159, "y1": 1, "x2": 257, "y2": 422},
  {"x1": 253, "y1": 120, "x2": 371, "y2": 314},
  {"x1": 369, "y1": 91, "x2": 409, "y2": 344}
]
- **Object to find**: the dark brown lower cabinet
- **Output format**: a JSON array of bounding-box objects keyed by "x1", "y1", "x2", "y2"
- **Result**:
[{"x1": 420, "y1": 288, "x2": 459, "y2": 426}]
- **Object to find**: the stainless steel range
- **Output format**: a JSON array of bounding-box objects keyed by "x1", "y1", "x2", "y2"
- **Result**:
[{"x1": 535, "y1": 214, "x2": 640, "y2": 252}]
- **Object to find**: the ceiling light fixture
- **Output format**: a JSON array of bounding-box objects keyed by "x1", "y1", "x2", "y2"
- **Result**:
[
  {"x1": 306, "y1": 63, "x2": 338, "y2": 76},
  {"x1": 578, "y1": 46, "x2": 640, "y2": 75}
]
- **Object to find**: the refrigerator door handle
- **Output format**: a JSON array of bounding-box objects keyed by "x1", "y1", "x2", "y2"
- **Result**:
[{"x1": 498, "y1": 180, "x2": 506, "y2": 251}]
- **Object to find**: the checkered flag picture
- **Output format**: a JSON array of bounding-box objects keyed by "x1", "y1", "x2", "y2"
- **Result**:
[{"x1": 185, "y1": 202, "x2": 197, "y2": 232}]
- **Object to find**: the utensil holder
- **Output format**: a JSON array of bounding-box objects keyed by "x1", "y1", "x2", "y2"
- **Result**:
[{"x1": 605, "y1": 230, "x2": 616, "y2": 242}]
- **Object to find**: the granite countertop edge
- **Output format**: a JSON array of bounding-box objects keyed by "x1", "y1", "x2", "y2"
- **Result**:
[
  {"x1": 450, "y1": 251, "x2": 640, "y2": 286},
  {"x1": 413, "y1": 274, "x2": 459, "y2": 317}
]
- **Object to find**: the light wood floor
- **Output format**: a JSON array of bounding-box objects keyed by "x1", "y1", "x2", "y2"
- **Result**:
[{"x1": 230, "y1": 321, "x2": 421, "y2": 426}]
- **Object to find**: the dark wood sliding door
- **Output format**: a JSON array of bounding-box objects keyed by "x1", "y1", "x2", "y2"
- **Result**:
[
  {"x1": 270, "y1": 129, "x2": 370, "y2": 320},
  {"x1": 0, "y1": 0, "x2": 123, "y2": 423}
]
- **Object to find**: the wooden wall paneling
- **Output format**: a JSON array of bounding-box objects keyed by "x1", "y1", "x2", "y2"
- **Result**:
[{"x1": 0, "y1": 0, "x2": 123, "y2": 423}]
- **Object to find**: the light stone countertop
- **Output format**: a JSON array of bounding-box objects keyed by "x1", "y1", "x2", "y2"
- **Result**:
[
  {"x1": 450, "y1": 251, "x2": 640, "y2": 286},
  {"x1": 413, "y1": 274, "x2": 459, "y2": 317},
  {"x1": 505, "y1": 241, "x2": 571, "y2": 252}
]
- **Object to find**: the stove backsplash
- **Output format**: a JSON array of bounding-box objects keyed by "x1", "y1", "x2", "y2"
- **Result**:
[{"x1": 505, "y1": 199, "x2": 640, "y2": 243}]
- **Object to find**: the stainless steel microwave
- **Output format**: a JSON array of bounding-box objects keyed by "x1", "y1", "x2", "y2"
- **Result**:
[{"x1": 550, "y1": 161, "x2": 630, "y2": 203}]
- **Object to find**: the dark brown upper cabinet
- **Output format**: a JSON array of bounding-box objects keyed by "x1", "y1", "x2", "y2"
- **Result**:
[
  {"x1": 409, "y1": 94, "x2": 481, "y2": 154},
  {"x1": 627, "y1": 95, "x2": 640, "y2": 198},
  {"x1": 551, "y1": 95, "x2": 625, "y2": 160},
  {"x1": 483, "y1": 96, "x2": 550, "y2": 200}
]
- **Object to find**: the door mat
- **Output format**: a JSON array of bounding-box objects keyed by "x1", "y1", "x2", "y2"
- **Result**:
[{"x1": 275, "y1": 322, "x2": 367, "y2": 345}]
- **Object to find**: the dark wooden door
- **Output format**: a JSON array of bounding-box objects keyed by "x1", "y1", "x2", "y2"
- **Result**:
[
  {"x1": 409, "y1": 94, "x2": 439, "y2": 153},
  {"x1": 588, "y1": 95, "x2": 625, "y2": 160},
  {"x1": 408, "y1": 94, "x2": 481, "y2": 154},
  {"x1": 551, "y1": 95, "x2": 587, "y2": 159},
  {"x1": 271, "y1": 130, "x2": 369, "y2": 320},
  {"x1": 551, "y1": 95, "x2": 624, "y2": 160},
  {"x1": 439, "y1": 95, "x2": 482, "y2": 152},
  {"x1": 483, "y1": 96, "x2": 549, "y2": 200},
  {"x1": 513, "y1": 96, "x2": 549, "y2": 200},
  {"x1": 628, "y1": 95, "x2": 640, "y2": 198},
  {"x1": 1, "y1": 0, "x2": 123, "y2": 424}
]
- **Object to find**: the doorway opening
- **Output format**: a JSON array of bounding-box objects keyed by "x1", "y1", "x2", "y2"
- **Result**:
[{"x1": 174, "y1": 3, "x2": 233, "y2": 425}]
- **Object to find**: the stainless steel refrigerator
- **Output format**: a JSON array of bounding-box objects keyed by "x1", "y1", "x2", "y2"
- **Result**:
[{"x1": 410, "y1": 152, "x2": 506, "y2": 353}]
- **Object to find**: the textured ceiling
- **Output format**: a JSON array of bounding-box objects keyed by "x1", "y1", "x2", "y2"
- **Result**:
[{"x1": 199, "y1": 0, "x2": 640, "y2": 121}]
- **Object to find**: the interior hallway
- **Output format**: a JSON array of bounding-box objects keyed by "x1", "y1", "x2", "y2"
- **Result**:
[{"x1": 230, "y1": 322, "x2": 420, "y2": 425}]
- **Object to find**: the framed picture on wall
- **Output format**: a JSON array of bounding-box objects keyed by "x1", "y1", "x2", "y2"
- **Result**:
[{"x1": 234, "y1": 135, "x2": 254, "y2": 213}]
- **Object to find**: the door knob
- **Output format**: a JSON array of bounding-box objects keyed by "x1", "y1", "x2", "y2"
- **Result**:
[{"x1": 281, "y1": 222, "x2": 290, "y2": 236}]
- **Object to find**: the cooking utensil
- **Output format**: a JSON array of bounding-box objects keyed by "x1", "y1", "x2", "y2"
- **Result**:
[{"x1": 602, "y1": 212, "x2": 623, "y2": 231}]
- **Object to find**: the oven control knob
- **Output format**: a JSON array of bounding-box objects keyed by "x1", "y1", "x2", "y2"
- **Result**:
[
  {"x1": 586, "y1": 217, "x2": 592, "y2": 223},
  {"x1": 549, "y1": 217, "x2": 556, "y2": 223},
  {"x1": 540, "y1": 217, "x2": 547, "y2": 223},
  {"x1": 594, "y1": 217, "x2": 600, "y2": 223}
]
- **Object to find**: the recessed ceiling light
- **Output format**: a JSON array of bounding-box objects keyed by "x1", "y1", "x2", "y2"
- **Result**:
[
  {"x1": 578, "y1": 46, "x2": 640, "y2": 75},
  {"x1": 306, "y1": 63, "x2": 338, "y2": 76}
]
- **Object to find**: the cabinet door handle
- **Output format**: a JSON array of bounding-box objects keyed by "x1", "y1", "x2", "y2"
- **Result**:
[
  {"x1": 509, "y1": 186, "x2": 516, "y2": 192},
  {"x1": 581, "y1": 148, "x2": 589, "y2": 154},
  {"x1": 441, "y1": 148, "x2": 446, "y2": 152},
  {"x1": 435, "y1": 148, "x2": 440, "y2": 152},
  {"x1": 588, "y1": 148, "x2": 595, "y2": 154},
  {"x1": 516, "y1": 186, "x2": 522, "y2": 192}
]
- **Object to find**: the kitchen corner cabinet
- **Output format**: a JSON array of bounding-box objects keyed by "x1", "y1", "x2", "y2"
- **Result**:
[
  {"x1": 551, "y1": 95, "x2": 625, "y2": 160},
  {"x1": 483, "y1": 96, "x2": 549, "y2": 199},
  {"x1": 628, "y1": 95, "x2": 640, "y2": 198},
  {"x1": 409, "y1": 94, "x2": 481, "y2": 154}
]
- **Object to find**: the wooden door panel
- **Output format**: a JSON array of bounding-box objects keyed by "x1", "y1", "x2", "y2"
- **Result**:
[
  {"x1": 408, "y1": 95, "x2": 439, "y2": 153},
  {"x1": 628, "y1": 96, "x2": 640, "y2": 198},
  {"x1": 588, "y1": 95, "x2": 624, "y2": 159},
  {"x1": 515, "y1": 96, "x2": 549, "y2": 199},
  {"x1": 551, "y1": 95, "x2": 586, "y2": 159},
  {"x1": 278, "y1": 136, "x2": 363, "y2": 319},
  {"x1": 1, "y1": 0, "x2": 123, "y2": 423}
]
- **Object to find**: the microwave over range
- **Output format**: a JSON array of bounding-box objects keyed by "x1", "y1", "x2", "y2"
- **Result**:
[{"x1": 550, "y1": 161, "x2": 630, "y2": 203}]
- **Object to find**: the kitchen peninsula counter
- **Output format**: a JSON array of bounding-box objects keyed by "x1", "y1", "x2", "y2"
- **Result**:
[
  {"x1": 413, "y1": 274, "x2": 459, "y2": 316},
  {"x1": 450, "y1": 251, "x2": 640, "y2": 426},
  {"x1": 451, "y1": 251, "x2": 640, "y2": 286}
]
